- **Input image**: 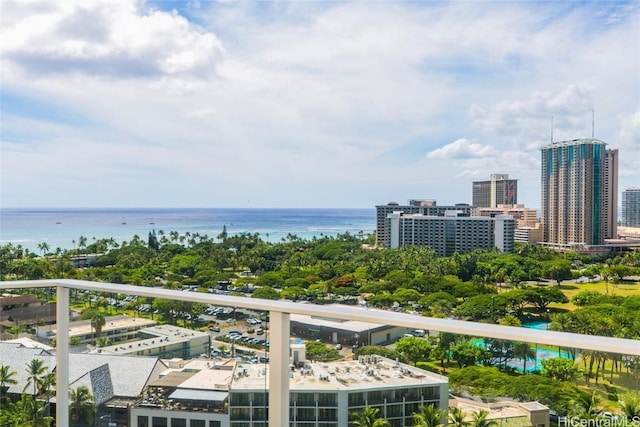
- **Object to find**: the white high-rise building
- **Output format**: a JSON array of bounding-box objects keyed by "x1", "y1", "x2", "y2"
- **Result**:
[{"x1": 385, "y1": 211, "x2": 515, "y2": 256}]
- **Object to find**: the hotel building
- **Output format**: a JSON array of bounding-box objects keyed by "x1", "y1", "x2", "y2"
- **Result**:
[
  {"x1": 622, "y1": 187, "x2": 640, "y2": 227},
  {"x1": 540, "y1": 138, "x2": 618, "y2": 246},
  {"x1": 472, "y1": 174, "x2": 518, "y2": 208},
  {"x1": 473, "y1": 204, "x2": 537, "y2": 228},
  {"x1": 375, "y1": 200, "x2": 472, "y2": 246},
  {"x1": 385, "y1": 211, "x2": 515, "y2": 256}
]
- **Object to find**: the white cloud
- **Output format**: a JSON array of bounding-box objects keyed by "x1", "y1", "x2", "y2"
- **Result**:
[
  {"x1": 426, "y1": 139, "x2": 498, "y2": 160},
  {"x1": 469, "y1": 85, "x2": 594, "y2": 142},
  {"x1": 0, "y1": 0, "x2": 224, "y2": 77},
  {"x1": 0, "y1": 0, "x2": 638, "y2": 209}
]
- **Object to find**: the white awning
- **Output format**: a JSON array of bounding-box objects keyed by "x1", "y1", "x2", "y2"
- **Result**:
[{"x1": 169, "y1": 389, "x2": 228, "y2": 402}]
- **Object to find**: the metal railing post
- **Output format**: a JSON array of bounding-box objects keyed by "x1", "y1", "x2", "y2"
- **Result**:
[
  {"x1": 56, "y1": 285, "x2": 69, "y2": 427},
  {"x1": 269, "y1": 311, "x2": 290, "y2": 427}
]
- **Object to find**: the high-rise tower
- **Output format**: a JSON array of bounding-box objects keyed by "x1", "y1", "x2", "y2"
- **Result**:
[
  {"x1": 622, "y1": 188, "x2": 640, "y2": 227},
  {"x1": 540, "y1": 138, "x2": 618, "y2": 246},
  {"x1": 472, "y1": 174, "x2": 518, "y2": 208}
]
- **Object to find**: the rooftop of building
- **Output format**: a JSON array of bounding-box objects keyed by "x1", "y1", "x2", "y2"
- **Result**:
[
  {"x1": 541, "y1": 138, "x2": 606, "y2": 149},
  {"x1": 94, "y1": 324, "x2": 209, "y2": 355},
  {"x1": 232, "y1": 354, "x2": 447, "y2": 392},
  {"x1": 154, "y1": 358, "x2": 236, "y2": 391},
  {"x1": 0, "y1": 340, "x2": 165, "y2": 400},
  {"x1": 0, "y1": 293, "x2": 41, "y2": 307},
  {"x1": 38, "y1": 314, "x2": 157, "y2": 336},
  {"x1": 291, "y1": 305, "x2": 394, "y2": 333},
  {"x1": 452, "y1": 396, "x2": 548, "y2": 422},
  {"x1": 389, "y1": 212, "x2": 513, "y2": 221}
]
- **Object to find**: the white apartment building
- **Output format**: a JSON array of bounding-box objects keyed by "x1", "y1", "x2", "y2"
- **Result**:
[
  {"x1": 375, "y1": 200, "x2": 472, "y2": 246},
  {"x1": 385, "y1": 211, "x2": 515, "y2": 256}
]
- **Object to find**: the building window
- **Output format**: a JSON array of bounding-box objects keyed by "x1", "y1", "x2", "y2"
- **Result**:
[
  {"x1": 252, "y1": 392, "x2": 268, "y2": 406},
  {"x1": 190, "y1": 421, "x2": 205, "y2": 427},
  {"x1": 230, "y1": 393, "x2": 250, "y2": 406},
  {"x1": 253, "y1": 407, "x2": 267, "y2": 420},
  {"x1": 348, "y1": 392, "x2": 364, "y2": 406},
  {"x1": 152, "y1": 417, "x2": 168, "y2": 427},
  {"x1": 171, "y1": 418, "x2": 187, "y2": 427},
  {"x1": 207, "y1": 422, "x2": 221, "y2": 427},
  {"x1": 317, "y1": 393, "x2": 336, "y2": 407},
  {"x1": 297, "y1": 408, "x2": 316, "y2": 421},
  {"x1": 230, "y1": 408, "x2": 250, "y2": 421},
  {"x1": 137, "y1": 416, "x2": 149, "y2": 427},
  {"x1": 293, "y1": 392, "x2": 315, "y2": 407},
  {"x1": 318, "y1": 408, "x2": 337, "y2": 421}
]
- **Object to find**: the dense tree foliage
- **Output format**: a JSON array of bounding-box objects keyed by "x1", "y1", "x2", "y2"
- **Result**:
[{"x1": 2, "y1": 232, "x2": 639, "y2": 415}]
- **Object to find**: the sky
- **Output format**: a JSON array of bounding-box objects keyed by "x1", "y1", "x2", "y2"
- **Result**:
[{"x1": 1, "y1": 0, "x2": 639, "y2": 209}]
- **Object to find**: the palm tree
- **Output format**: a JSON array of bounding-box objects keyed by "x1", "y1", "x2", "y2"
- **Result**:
[
  {"x1": 37, "y1": 242, "x2": 50, "y2": 257},
  {"x1": 513, "y1": 342, "x2": 536, "y2": 373},
  {"x1": 24, "y1": 359, "x2": 48, "y2": 397},
  {"x1": 620, "y1": 392, "x2": 640, "y2": 421},
  {"x1": 6, "y1": 393, "x2": 54, "y2": 426},
  {"x1": 471, "y1": 410, "x2": 498, "y2": 427},
  {"x1": 96, "y1": 337, "x2": 111, "y2": 348},
  {"x1": 351, "y1": 406, "x2": 390, "y2": 427},
  {"x1": 449, "y1": 406, "x2": 469, "y2": 427},
  {"x1": 569, "y1": 392, "x2": 601, "y2": 419},
  {"x1": 0, "y1": 364, "x2": 18, "y2": 403},
  {"x1": 413, "y1": 404, "x2": 446, "y2": 427},
  {"x1": 42, "y1": 371, "x2": 56, "y2": 416},
  {"x1": 69, "y1": 385, "x2": 96, "y2": 426},
  {"x1": 91, "y1": 311, "x2": 106, "y2": 339}
]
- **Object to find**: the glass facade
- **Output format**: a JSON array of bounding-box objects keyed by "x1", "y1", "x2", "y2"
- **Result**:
[
  {"x1": 541, "y1": 139, "x2": 613, "y2": 245},
  {"x1": 622, "y1": 188, "x2": 640, "y2": 227}
]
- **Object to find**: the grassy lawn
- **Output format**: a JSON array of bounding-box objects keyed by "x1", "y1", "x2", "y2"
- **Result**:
[{"x1": 545, "y1": 279, "x2": 640, "y2": 311}]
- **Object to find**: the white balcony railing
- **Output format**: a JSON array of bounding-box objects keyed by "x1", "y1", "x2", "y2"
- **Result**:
[{"x1": 2, "y1": 279, "x2": 639, "y2": 427}]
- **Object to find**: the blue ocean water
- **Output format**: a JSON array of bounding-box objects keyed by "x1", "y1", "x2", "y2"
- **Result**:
[{"x1": 0, "y1": 208, "x2": 376, "y2": 253}]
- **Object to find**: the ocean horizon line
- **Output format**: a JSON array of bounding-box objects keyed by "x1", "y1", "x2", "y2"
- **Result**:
[
  {"x1": 0, "y1": 207, "x2": 377, "y2": 253},
  {"x1": 1, "y1": 206, "x2": 375, "y2": 211}
]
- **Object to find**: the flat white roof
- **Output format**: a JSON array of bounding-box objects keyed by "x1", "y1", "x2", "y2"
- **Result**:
[
  {"x1": 291, "y1": 306, "x2": 396, "y2": 332},
  {"x1": 231, "y1": 355, "x2": 447, "y2": 392},
  {"x1": 40, "y1": 314, "x2": 156, "y2": 336}
]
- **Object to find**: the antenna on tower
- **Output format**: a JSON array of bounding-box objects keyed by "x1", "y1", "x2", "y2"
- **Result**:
[
  {"x1": 592, "y1": 108, "x2": 595, "y2": 138},
  {"x1": 550, "y1": 116, "x2": 554, "y2": 143}
]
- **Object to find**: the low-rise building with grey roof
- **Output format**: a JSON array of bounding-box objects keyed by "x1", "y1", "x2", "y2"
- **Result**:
[
  {"x1": 91, "y1": 324, "x2": 211, "y2": 359},
  {"x1": 0, "y1": 341, "x2": 168, "y2": 427},
  {"x1": 290, "y1": 306, "x2": 413, "y2": 346},
  {"x1": 37, "y1": 314, "x2": 157, "y2": 345}
]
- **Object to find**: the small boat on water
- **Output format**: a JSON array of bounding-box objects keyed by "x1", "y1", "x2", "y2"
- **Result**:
[{"x1": 121, "y1": 217, "x2": 127, "y2": 225}]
